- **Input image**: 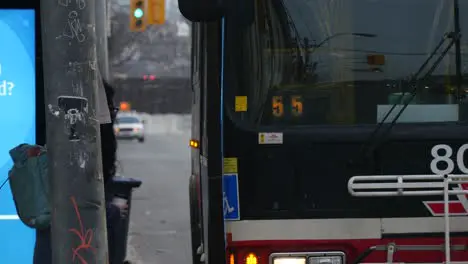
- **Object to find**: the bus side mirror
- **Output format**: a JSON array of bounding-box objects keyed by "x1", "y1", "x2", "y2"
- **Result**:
[
  {"x1": 225, "y1": 0, "x2": 254, "y2": 28},
  {"x1": 177, "y1": 0, "x2": 253, "y2": 25},
  {"x1": 178, "y1": 0, "x2": 225, "y2": 22}
]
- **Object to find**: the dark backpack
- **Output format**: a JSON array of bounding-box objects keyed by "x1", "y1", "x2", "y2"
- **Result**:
[{"x1": 8, "y1": 143, "x2": 51, "y2": 229}]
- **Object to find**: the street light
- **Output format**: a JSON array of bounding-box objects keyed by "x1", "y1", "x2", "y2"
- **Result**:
[
  {"x1": 304, "y1": 32, "x2": 377, "y2": 65},
  {"x1": 301, "y1": 32, "x2": 377, "y2": 81},
  {"x1": 311, "y1": 32, "x2": 377, "y2": 49}
]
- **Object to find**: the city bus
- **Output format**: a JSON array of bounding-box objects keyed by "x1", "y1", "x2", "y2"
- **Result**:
[{"x1": 183, "y1": 0, "x2": 468, "y2": 263}]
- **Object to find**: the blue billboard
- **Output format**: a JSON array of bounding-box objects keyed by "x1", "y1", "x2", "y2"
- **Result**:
[{"x1": 0, "y1": 9, "x2": 36, "y2": 263}]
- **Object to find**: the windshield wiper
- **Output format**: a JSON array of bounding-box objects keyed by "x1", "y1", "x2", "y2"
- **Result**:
[{"x1": 350, "y1": 31, "x2": 461, "y2": 167}]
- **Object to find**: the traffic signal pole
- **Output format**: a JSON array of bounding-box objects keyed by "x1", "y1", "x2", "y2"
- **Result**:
[{"x1": 40, "y1": 1, "x2": 109, "y2": 263}]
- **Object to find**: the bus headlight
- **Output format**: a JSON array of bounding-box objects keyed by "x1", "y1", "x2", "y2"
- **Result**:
[
  {"x1": 273, "y1": 257, "x2": 306, "y2": 264},
  {"x1": 308, "y1": 255, "x2": 343, "y2": 264},
  {"x1": 270, "y1": 252, "x2": 344, "y2": 264}
]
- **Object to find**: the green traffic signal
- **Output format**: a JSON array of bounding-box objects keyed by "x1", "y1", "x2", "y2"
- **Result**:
[{"x1": 134, "y1": 8, "x2": 144, "y2": 19}]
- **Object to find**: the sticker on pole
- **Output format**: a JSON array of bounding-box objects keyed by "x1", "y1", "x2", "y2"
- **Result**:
[
  {"x1": 259, "y1": 132, "x2": 283, "y2": 144},
  {"x1": 223, "y1": 173, "x2": 240, "y2": 221}
]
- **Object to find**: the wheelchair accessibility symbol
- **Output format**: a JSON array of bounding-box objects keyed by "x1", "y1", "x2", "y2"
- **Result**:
[
  {"x1": 223, "y1": 192, "x2": 235, "y2": 215},
  {"x1": 223, "y1": 174, "x2": 240, "y2": 220}
]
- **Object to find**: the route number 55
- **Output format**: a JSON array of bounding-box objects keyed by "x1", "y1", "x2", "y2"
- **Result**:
[
  {"x1": 272, "y1": 96, "x2": 284, "y2": 117},
  {"x1": 291, "y1": 95, "x2": 303, "y2": 116},
  {"x1": 431, "y1": 144, "x2": 468, "y2": 175}
]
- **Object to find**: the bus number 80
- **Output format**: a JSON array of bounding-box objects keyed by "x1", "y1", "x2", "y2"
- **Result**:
[{"x1": 430, "y1": 144, "x2": 468, "y2": 175}]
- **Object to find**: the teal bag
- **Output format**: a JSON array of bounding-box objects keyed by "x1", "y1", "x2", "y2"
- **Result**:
[{"x1": 8, "y1": 144, "x2": 51, "y2": 230}]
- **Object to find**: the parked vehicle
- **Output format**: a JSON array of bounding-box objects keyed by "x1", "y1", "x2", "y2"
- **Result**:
[{"x1": 114, "y1": 114, "x2": 145, "y2": 143}]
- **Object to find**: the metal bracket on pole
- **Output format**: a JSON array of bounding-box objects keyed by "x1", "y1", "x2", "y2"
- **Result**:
[{"x1": 348, "y1": 174, "x2": 468, "y2": 264}]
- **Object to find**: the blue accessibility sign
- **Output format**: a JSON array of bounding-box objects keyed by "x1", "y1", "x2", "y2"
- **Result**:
[{"x1": 223, "y1": 173, "x2": 240, "y2": 220}]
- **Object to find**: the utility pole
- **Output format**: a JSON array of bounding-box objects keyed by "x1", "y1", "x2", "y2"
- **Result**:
[
  {"x1": 40, "y1": 1, "x2": 109, "y2": 263},
  {"x1": 453, "y1": 0, "x2": 463, "y2": 100},
  {"x1": 303, "y1": 37, "x2": 310, "y2": 82}
]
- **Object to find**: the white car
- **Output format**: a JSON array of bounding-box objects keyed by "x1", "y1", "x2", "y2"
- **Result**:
[{"x1": 114, "y1": 114, "x2": 145, "y2": 142}]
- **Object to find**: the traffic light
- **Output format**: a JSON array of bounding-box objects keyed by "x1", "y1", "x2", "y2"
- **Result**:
[
  {"x1": 130, "y1": 0, "x2": 146, "y2": 32},
  {"x1": 148, "y1": 0, "x2": 166, "y2": 25}
]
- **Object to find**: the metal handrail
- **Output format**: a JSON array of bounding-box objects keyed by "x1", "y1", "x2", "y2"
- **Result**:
[{"x1": 348, "y1": 174, "x2": 468, "y2": 264}]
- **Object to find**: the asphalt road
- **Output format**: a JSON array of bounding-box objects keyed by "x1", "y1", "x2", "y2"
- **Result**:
[{"x1": 116, "y1": 118, "x2": 192, "y2": 264}]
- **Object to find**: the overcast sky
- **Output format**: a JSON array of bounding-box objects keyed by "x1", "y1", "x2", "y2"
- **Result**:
[{"x1": 116, "y1": 0, "x2": 173, "y2": 10}]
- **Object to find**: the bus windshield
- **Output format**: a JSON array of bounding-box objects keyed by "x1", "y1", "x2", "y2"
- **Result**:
[{"x1": 224, "y1": 0, "x2": 468, "y2": 127}]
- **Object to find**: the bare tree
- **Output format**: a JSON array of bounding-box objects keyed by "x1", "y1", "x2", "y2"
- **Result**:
[
  {"x1": 107, "y1": 0, "x2": 191, "y2": 76},
  {"x1": 108, "y1": 2, "x2": 147, "y2": 68}
]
